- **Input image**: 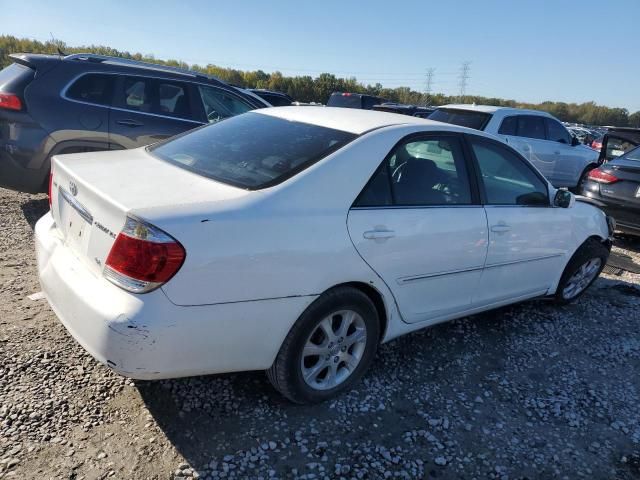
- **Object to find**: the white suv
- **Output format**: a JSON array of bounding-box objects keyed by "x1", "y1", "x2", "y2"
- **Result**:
[{"x1": 429, "y1": 105, "x2": 599, "y2": 190}]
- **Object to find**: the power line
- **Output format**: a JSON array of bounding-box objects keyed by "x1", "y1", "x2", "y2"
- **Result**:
[{"x1": 458, "y1": 61, "x2": 471, "y2": 101}]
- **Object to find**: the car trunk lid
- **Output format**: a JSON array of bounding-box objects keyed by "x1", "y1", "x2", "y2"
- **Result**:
[
  {"x1": 50, "y1": 147, "x2": 250, "y2": 278},
  {"x1": 598, "y1": 160, "x2": 640, "y2": 206}
]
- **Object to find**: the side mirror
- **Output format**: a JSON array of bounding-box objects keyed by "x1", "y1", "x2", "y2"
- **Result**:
[
  {"x1": 554, "y1": 189, "x2": 574, "y2": 208},
  {"x1": 571, "y1": 136, "x2": 580, "y2": 146}
]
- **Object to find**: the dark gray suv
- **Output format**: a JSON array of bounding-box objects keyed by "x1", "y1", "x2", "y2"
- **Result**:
[{"x1": 0, "y1": 53, "x2": 270, "y2": 193}]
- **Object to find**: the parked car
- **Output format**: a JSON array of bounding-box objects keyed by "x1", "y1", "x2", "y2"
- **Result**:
[
  {"x1": 327, "y1": 92, "x2": 387, "y2": 109},
  {"x1": 582, "y1": 144, "x2": 640, "y2": 235},
  {"x1": 597, "y1": 127, "x2": 640, "y2": 163},
  {"x1": 249, "y1": 89, "x2": 293, "y2": 107},
  {"x1": 372, "y1": 102, "x2": 435, "y2": 118},
  {"x1": 0, "y1": 53, "x2": 269, "y2": 193},
  {"x1": 37, "y1": 107, "x2": 612, "y2": 403},
  {"x1": 428, "y1": 105, "x2": 600, "y2": 190}
]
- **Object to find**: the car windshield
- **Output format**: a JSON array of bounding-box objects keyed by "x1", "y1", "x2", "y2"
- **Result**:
[
  {"x1": 428, "y1": 108, "x2": 492, "y2": 130},
  {"x1": 618, "y1": 145, "x2": 640, "y2": 162},
  {"x1": 149, "y1": 112, "x2": 357, "y2": 189}
]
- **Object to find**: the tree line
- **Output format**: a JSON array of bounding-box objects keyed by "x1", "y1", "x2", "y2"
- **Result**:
[{"x1": 1, "y1": 35, "x2": 638, "y2": 128}]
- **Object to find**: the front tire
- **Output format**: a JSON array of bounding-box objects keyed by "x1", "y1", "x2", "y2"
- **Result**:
[
  {"x1": 554, "y1": 239, "x2": 609, "y2": 304},
  {"x1": 267, "y1": 287, "x2": 380, "y2": 404}
]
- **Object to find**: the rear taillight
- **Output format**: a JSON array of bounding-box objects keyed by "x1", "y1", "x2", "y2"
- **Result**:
[
  {"x1": 104, "y1": 217, "x2": 185, "y2": 293},
  {"x1": 0, "y1": 93, "x2": 22, "y2": 111},
  {"x1": 588, "y1": 169, "x2": 619, "y2": 184},
  {"x1": 48, "y1": 172, "x2": 53, "y2": 208}
]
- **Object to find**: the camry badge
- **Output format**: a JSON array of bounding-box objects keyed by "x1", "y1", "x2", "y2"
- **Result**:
[{"x1": 69, "y1": 181, "x2": 78, "y2": 196}]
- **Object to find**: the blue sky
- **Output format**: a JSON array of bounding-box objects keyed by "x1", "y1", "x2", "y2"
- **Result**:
[{"x1": 5, "y1": 0, "x2": 639, "y2": 111}]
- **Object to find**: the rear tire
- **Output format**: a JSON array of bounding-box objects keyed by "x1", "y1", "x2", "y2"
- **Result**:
[
  {"x1": 554, "y1": 239, "x2": 609, "y2": 305},
  {"x1": 267, "y1": 287, "x2": 380, "y2": 404}
]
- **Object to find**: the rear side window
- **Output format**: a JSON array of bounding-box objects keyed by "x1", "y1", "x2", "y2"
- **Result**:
[
  {"x1": 355, "y1": 136, "x2": 472, "y2": 207},
  {"x1": 122, "y1": 77, "x2": 152, "y2": 112},
  {"x1": 516, "y1": 115, "x2": 546, "y2": 140},
  {"x1": 498, "y1": 116, "x2": 517, "y2": 135},
  {"x1": 66, "y1": 74, "x2": 113, "y2": 105},
  {"x1": 545, "y1": 118, "x2": 571, "y2": 144},
  {"x1": 149, "y1": 112, "x2": 356, "y2": 189},
  {"x1": 199, "y1": 86, "x2": 253, "y2": 123},
  {"x1": 428, "y1": 109, "x2": 491, "y2": 130}
]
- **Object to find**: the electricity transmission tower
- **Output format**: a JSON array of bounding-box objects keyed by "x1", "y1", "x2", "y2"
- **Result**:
[
  {"x1": 458, "y1": 61, "x2": 471, "y2": 101},
  {"x1": 424, "y1": 68, "x2": 435, "y2": 105}
]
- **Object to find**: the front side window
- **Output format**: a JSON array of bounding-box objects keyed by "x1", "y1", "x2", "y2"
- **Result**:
[
  {"x1": 516, "y1": 115, "x2": 546, "y2": 140},
  {"x1": 470, "y1": 139, "x2": 548, "y2": 206},
  {"x1": 545, "y1": 118, "x2": 571, "y2": 144},
  {"x1": 354, "y1": 136, "x2": 472, "y2": 207},
  {"x1": 66, "y1": 73, "x2": 113, "y2": 105},
  {"x1": 150, "y1": 112, "x2": 356, "y2": 189},
  {"x1": 199, "y1": 86, "x2": 253, "y2": 123}
]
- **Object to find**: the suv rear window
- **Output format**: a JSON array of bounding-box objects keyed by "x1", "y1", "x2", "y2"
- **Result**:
[
  {"x1": 428, "y1": 108, "x2": 492, "y2": 130},
  {"x1": 149, "y1": 112, "x2": 357, "y2": 189}
]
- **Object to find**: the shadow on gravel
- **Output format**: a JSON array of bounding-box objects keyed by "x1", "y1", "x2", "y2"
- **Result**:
[
  {"x1": 135, "y1": 276, "x2": 640, "y2": 477},
  {"x1": 20, "y1": 198, "x2": 49, "y2": 230}
]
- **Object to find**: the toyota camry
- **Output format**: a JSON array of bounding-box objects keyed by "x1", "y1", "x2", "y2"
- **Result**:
[{"x1": 36, "y1": 107, "x2": 613, "y2": 403}]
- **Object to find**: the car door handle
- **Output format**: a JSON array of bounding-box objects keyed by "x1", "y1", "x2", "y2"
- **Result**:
[
  {"x1": 553, "y1": 150, "x2": 561, "y2": 155},
  {"x1": 490, "y1": 224, "x2": 511, "y2": 233},
  {"x1": 116, "y1": 119, "x2": 144, "y2": 127},
  {"x1": 363, "y1": 230, "x2": 395, "y2": 240}
]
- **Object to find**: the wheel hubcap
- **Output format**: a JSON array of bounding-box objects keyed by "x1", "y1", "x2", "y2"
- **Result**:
[
  {"x1": 562, "y1": 258, "x2": 602, "y2": 299},
  {"x1": 300, "y1": 310, "x2": 367, "y2": 391}
]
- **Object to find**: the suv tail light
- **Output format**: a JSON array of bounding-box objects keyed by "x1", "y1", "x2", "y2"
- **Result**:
[
  {"x1": 0, "y1": 93, "x2": 22, "y2": 111},
  {"x1": 104, "y1": 217, "x2": 186, "y2": 293},
  {"x1": 588, "y1": 169, "x2": 619, "y2": 184}
]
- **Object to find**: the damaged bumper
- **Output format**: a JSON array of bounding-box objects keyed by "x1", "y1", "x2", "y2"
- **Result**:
[{"x1": 35, "y1": 212, "x2": 314, "y2": 379}]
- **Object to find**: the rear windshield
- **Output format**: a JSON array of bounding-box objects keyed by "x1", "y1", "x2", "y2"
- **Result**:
[
  {"x1": 327, "y1": 93, "x2": 362, "y2": 109},
  {"x1": 149, "y1": 112, "x2": 356, "y2": 189},
  {"x1": 428, "y1": 108, "x2": 492, "y2": 130},
  {"x1": 0, "y1": 63, "x2": 35, "y2": 93},
  {"x1": 618, "y1": 145, "x2": 640, "y2": 162}
]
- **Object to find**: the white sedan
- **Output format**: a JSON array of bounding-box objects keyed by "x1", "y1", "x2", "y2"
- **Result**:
[{"x1": 36, "y1": 107, "x2": 613, "y2": 403}]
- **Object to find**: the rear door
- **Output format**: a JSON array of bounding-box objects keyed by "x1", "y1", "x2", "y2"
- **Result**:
[
  {"x1": 467, "y1": 135, "x2": 572, "y2": 305},
  {"x1": 347, "y1": 132, "x2": 488, "y2": 324},
  {"x1": 498, "y1": 115, "x2": 559, "y2": 184},
  {"x1": 109, "y1": 75, "x2": 203, "y2": 149},
  {"x1": 60, "y1": 72, "x2": 113, "y2": 149}
]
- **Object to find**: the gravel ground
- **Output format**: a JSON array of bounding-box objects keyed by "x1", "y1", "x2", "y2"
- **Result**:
[{"x1": 1, "y1": 186, "x2": 640, "y2": 480}]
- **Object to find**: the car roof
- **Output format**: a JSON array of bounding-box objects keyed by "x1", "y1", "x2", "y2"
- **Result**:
[
  {"x1": 255, "y1": 106, "x2": 471, "y2": 135},
  {"x1": 437, "y1": 104, "x2": 553, "y2": 117}
]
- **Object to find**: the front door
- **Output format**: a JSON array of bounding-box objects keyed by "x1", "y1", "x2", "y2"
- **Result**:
[
  {"x1": 347, "y1": 133, "x2": 488, "y2": 324},
  {"x1": 466, "y1": 136, "x2": 572, "y2": 305}
]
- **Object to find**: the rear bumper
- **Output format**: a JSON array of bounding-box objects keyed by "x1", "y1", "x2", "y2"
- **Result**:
[
  {"x1": 35, "y1": 212, "x2": 316, "y2": 379},
  {"x1": 580, "y1": 187, "x2": 640, "y2": 236}
]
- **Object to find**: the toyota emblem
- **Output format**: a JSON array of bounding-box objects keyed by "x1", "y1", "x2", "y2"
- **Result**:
[{"x1": 69, "y1": 181, "x2": 78, "y2": 196}]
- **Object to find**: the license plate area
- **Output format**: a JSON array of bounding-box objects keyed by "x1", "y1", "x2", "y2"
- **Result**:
[{"x1": 58, "y1": 187, "x2": 93, "y2": 255}]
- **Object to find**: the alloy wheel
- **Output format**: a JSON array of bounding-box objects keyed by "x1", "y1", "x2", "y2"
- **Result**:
[
  {"x1": 300, "y1": 309, "x2": 367, "y2": 391},
  {"x1": 562, "y1": 258, "x2": 602, "y2": 299}
]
